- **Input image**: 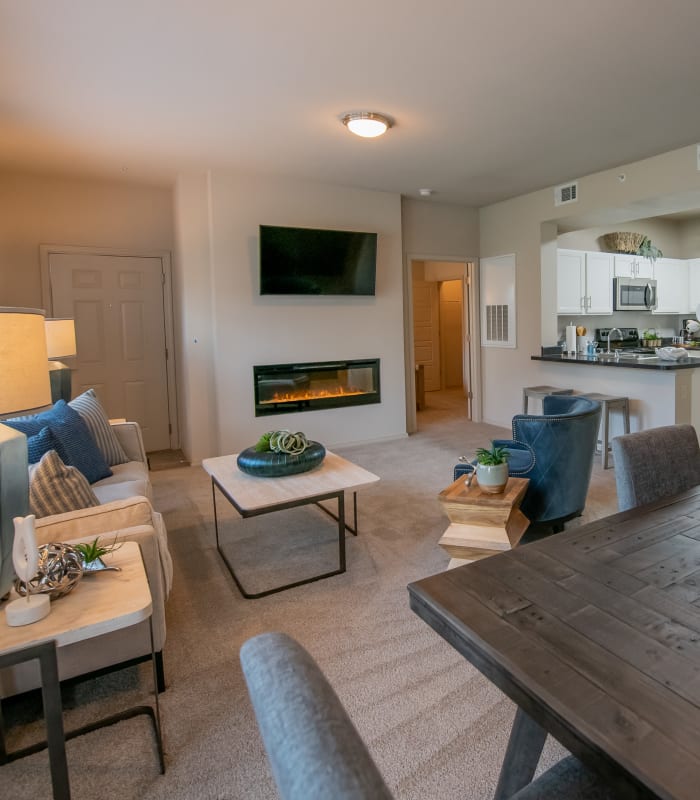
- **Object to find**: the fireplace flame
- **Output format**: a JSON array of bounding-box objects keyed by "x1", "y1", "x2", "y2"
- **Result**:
[{"x1": 261, "y1": 385, "x2": 368, "y2": 404}]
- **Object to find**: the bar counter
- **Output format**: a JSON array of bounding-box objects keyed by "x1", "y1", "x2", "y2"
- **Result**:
[{"x1": 531, "y1": 352, "x2": 700, "y2": 370}]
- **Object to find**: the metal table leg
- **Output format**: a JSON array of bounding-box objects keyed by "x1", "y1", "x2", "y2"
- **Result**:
[
  {"x1": 0, "y1": 640, "x2": 70, "y2": 799},
  {"x1": 211, "y1": 478, "x2": 348, "y2": 599}
]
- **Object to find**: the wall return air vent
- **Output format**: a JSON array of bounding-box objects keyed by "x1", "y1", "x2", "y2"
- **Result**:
[{"x1": 554, "y1": 181, "x2": 579, "y2": 206}]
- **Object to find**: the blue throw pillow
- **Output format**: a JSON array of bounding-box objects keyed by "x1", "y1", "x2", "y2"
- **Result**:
[
  {"x1": 26, "y1": 427, "x2": 61, "y2": 464},
  {"x1": 4, "y1": 400, "x2": 112, "y2": 483}
]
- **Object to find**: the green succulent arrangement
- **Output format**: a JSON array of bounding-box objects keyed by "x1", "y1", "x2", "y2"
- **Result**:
[
  {"x1": 73, "y1": 536, "x2": 122, "y2": 564},
  {"x1": 636, "y1": 236, "x2": 663, "y2": 263},
  {"x1": 475, "y1": 444, "x2": 510, "y2": 466},
  {"x1": 254, "y1": 430, "x2": 311, "y2": 455}
]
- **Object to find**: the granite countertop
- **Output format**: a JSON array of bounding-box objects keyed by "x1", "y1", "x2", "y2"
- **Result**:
[{"x1": 531, "y1": 353, "x2": 700, "y2": 370}]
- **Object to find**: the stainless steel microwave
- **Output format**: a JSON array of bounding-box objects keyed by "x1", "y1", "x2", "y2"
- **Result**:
[{"x1": 613, "y1": 277, "x2": 658, "y2": 311}]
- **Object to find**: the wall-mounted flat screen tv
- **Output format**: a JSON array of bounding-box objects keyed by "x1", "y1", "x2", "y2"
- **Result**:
[{"x1": 259, "y1": 224, "x2": 377, "y2": 295}]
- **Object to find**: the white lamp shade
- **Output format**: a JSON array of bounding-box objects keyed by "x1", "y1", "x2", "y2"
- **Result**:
[
  {"x1": 45, "y1": 317, "x2": 77, "y2": 359},
  {"x1": 0, "y1": 307, "x2": 52, "y2": 414}
]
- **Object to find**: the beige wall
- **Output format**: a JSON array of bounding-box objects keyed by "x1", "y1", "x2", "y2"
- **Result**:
[
  {"x1": 479, "y1": 143, "x2": 700, "y2": 427},
  {"x1": 402, "y1": 197, "x2": 478, "y2": 257},
  {"x1": 679, "y1": 217, "x2": 700, "y2": 258},
  {"x1": 175, "y1": 170, "x2": 406, "y2": 462},
  {"x1": 0, "y1": 171, "x2": 174, "y2": 308}
]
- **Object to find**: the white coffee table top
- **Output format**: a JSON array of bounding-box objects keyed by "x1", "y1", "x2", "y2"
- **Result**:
[
  {"x1": 0, "y1": 542, "x2": 151, "y2": 656},
  {"x1": 202, "y1": 450, "x2": 380, "y2": 512}
]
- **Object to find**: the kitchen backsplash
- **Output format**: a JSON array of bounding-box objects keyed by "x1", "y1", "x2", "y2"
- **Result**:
[{"x1": 557, "y1": 312, "x2": 686, "y2": 341}]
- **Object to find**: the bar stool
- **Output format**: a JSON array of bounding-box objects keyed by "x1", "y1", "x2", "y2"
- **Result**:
[
  {"x1": 522, "y1": 385, "x2": 574, "y2": 414},
  {"x1": 577, "y1": 392, "x2": 631, "y2": 469}
]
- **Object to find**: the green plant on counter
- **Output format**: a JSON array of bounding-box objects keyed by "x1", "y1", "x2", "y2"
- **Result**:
[
  {"x1": 636, "y1": 236, "x2": 663, "y2": 264},
  {"x1": 475, "y1": 444, "x2": 509, "y2": 466},
  {"x1": 642, "y1": 329, "x2": 658, "y2": 340}
]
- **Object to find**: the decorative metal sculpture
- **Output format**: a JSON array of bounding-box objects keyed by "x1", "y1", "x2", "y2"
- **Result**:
[{"x1": 15, "y1": 541, "x2": 83, "y2": 600}]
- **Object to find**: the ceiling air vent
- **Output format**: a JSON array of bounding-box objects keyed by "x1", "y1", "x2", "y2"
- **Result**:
[{"x1": 554, "y1": 181, "x2": 578, "y2": 206}]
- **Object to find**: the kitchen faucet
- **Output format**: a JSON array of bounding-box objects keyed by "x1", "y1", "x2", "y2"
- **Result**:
[{"x1": 607, "y1": 327, "x2": 623, "y2": 355}]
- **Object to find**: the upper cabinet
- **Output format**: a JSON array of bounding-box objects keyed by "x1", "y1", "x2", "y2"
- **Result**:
[
  {"x1": 689, "y1": 259, "x2": 700, "y2": 315},
  {"x1": 652, "y1": 258, "x2": 690, "y2": 315},
  {"x1": 556, "y1": 249, "x2": 613, "y2": 315},
  {"x1": 614, "y1": 254, "x2": 654, "y2": 279}
]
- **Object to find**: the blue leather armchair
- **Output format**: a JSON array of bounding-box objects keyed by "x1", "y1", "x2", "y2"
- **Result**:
[{"x1": 455, "y1": 395, "x2": 601, "y2": 533}]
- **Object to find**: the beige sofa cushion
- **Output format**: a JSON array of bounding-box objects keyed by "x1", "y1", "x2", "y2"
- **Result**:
[
  {"x1": 35, "y1": 495, "x2": 173, "y2": 596},
  {"x1": 91, "y1": 460, "x2": 151, "y2": 502}
]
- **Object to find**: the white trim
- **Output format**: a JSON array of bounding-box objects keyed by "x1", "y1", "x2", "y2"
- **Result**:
[
  {"x1": 404, "y1": 253, "x2": 482, "y2": 431},
  {"x1": 39, "y1": 244, "x2": 179, "y2": 450}
]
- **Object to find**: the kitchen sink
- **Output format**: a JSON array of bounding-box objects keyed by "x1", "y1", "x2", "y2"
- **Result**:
[{"x1": 595, "y1": 352, "x2": 657, "y2": 362}]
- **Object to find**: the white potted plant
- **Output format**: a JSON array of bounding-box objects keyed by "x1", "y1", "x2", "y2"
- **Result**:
[{"x1": 475, "y1": 444, "x2": 510, "y2": 494}]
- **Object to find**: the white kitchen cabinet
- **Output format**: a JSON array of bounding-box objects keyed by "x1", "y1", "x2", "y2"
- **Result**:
[
  {"x1": 689, "y1": 259, "x2": 700, "y2": 316},
  {"x1": 556, "y1": 249, "x2": 612, "y2": 315},
  {"x1": 653, "y1": 257, "x2": 689, "y2": 314},
  {"x1": 614, "y1": 254, "x2": 654, "y2": 279}
]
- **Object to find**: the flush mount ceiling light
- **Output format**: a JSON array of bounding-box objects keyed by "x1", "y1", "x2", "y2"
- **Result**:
[{"x1": 341, "y1": 112, "x2": 392, "y2": 138}]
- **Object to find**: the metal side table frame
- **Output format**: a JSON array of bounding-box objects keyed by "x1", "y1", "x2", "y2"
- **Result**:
[{"x1": 0, "y1": 543, "x2": 165, "y2": 799}]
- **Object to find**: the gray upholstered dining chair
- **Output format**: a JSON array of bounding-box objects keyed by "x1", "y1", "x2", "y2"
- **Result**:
[
  {"x1": 611, "y1": 424, "x2": 700, "y2": 511},
  {"x1": 240, "y1": 631, "x2": 617, "y2": 800}
]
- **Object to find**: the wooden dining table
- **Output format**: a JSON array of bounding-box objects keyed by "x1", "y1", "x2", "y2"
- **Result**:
[{"x1": 408, "y1": 485, "x2": 700, "y2": 800}]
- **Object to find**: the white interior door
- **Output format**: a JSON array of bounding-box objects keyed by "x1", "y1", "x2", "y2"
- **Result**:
[{"x1": 46, "y1": 252, "x2": 173, "y2": 452}]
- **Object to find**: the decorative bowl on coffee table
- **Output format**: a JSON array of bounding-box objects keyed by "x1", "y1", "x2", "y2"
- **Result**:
[{"x1": 237, "y1": 441, "x2": 326, "y2": 477}]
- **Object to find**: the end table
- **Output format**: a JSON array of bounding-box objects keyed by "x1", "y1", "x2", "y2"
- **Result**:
[{"x1": 437, "y1": 475, "x2": 530, "y2": 568}]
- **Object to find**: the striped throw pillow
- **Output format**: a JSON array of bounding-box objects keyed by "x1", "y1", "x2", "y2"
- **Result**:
[
  {"x1": 29, "y1": 450, "x2": 100, "y2": 519},
  {"x1": 69, "y1": 389, "x2": 129, "y2": 466}
]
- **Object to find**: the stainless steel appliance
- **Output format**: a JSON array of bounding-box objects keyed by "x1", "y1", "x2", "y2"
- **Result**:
[{"x1": 613, "y1": 277, "x2": 658, "y2": 311}]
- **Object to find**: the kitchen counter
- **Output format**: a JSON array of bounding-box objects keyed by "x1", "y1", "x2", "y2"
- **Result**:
[{"x1": 531, "y1": 353, "x2": 700, "y2": 370}]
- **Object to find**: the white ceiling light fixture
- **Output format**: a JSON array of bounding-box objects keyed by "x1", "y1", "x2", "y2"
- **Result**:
[{"x1": 341, "y1": 112, "x2": 392, "y2": 138}]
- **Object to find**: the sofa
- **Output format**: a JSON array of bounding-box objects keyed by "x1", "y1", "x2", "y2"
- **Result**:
[{"x1": 0, "y1": 403, "x2": 173, "y2": 697}]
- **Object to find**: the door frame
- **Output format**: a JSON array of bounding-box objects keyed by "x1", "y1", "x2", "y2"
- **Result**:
[
  {"x1": 404, "y1": 253, "x2": 482, "y2": 432},
  {"x1": 39, "y1": 244, "x2": 179, "y2": 449}
]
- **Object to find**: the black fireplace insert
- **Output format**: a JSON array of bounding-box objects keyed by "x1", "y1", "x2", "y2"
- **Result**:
[{"x1": 254, "y1": 359, "x2": 380, "y2": 416}]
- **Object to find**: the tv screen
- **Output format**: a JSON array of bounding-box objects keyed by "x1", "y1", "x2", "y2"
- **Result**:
[{"x1": 259, "y1": 225, "x2": 377, "y2": 295}]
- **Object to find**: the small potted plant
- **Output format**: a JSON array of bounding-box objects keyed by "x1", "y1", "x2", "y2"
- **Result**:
[
  {"x1": 636, "y1": 236, "x2": 663, "y2": 265},
  {"x1": 475, "y1": 444, "x2": 510, "y2": 494},
  {"x1": 642, "y1": 329, "x2": 662, "y2": 347},
  {"x1": 73, "y1": 536, "x2": 123, "y2": 573}
]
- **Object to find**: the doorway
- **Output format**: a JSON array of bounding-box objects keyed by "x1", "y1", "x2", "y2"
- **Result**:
[
  {"x1": 40, "y1": 245, "x2": 179, "y2": 452},
  {"x1": 406, "y1": 257, "x2": 480, "y2": 431}
]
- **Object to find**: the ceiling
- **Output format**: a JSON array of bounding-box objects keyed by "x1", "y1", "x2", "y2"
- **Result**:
[{"x1": 2, "y1": 1, "x2": 700, "y2": 207}]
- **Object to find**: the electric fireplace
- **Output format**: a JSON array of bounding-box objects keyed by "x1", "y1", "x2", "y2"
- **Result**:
[{"x1": 254, "y1": 359, "x2": 380, "y2": 416}]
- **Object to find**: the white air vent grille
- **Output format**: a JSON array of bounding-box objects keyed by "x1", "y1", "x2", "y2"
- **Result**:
[
  {"x1": 554, "y1": 181, "x2": 579, "y2": 206},
  {"x1": 485, "y1": 304, "x2": 509, "y2": 342}
]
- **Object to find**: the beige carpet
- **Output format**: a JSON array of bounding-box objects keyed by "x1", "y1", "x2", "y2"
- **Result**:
[{"x1": 2, "y1": 390, "x2": 620, "y2": 798}]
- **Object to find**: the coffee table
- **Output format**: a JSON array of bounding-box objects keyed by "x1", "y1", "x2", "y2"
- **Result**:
[
  {"x1": 202, "y1": 451, "x2": 380, "y2": 598},
  {"x1": 0, "y1": 542, "x2": 164, "y2": 799}
]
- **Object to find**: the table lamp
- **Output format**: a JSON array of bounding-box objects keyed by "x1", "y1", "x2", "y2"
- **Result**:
[
  {"x1": 0, "y1": 307, "x2": 52, "y2": 600},
  {"x1": 45, "y1": 317, "x2": 77, "y2": 403}
]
